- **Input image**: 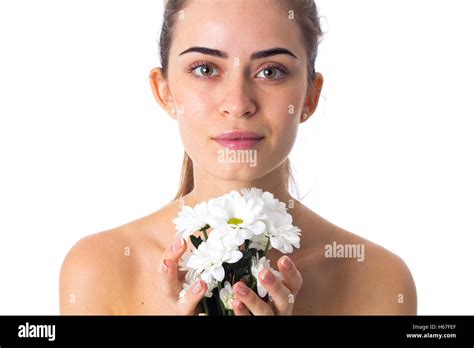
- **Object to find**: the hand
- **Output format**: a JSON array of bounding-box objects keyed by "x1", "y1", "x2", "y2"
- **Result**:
[
  {"x1": 159, "y1": 238, "x2": 208, "y2": 315},
  {"x1": 231, "y1": 255, "x2": 303, "y2": 315}
]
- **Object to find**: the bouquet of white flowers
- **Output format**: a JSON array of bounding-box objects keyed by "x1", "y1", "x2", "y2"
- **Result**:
[{"x1": 172, "y1": 187, "x2": 301, "y2": 315}]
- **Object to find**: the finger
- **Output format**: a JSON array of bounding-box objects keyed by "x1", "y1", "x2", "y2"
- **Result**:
[
  {"x1": 162, "y1": 237, "x2": 187, "y2": 263},
  {"x1": 233, "y1": 281, "x2": 273, "y2": 315},
  {"x1": 159, "y1": 238, "x2": 188, "y2": 298},
  {"x1": 232, "y1": 298, "x2": 251, "y2": 316},
  {"x1": 258, "y1": 268, "x2": 293, "y2": 315},
  {"x1": 277, "y1": 255, "x2": 303, "y2": 296},
  {"x1": 176, "y1": 280, "x2": 208, "y2": 315},
  {"x1": 159, "y1": 258, "x2": 182, "y2": 298}
]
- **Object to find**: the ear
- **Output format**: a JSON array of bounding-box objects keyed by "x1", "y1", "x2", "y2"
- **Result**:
[
  {"x1": 149, "y1": 67, "x2": 177, "y2": 119},
  {"x1": 300, "y1": 72, "x2": 324, "y2": 123}
]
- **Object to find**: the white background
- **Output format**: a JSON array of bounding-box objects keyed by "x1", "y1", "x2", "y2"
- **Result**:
[{"x1": 0, "y1": 0, "x2": 473, "y2": 314}]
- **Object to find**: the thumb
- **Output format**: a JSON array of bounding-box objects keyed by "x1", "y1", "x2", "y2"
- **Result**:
[{"x1": 176, "y1": 280, "x2": 208, "y2": 315}]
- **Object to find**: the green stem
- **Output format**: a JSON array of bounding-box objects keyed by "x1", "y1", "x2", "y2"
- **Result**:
[
  {"x1": 263, "y1": 237, "x2": 270, "y2": 256},
  {"x1": 200, "y1": 224, "x2": 210, "y2": 240},
  {"x1": 202, "y1": 297, "x2": 209, "y2": 315},
  {"x1": 249, "y1": 276, "x2": 257, "y2": 292}
]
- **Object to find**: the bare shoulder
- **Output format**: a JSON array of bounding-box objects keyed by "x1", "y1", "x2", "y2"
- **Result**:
[
  {"x1": 341, "y1": 231, "x2": 417, "y2": 314},
  {"x1": 59, "y1": 200, "x2": 185, "y2": 315},
  {"x1": 59, "y1": 227, "x2": 136, "y2": 315},
  {"x1": 294, "y1": 205, "x2": 417, "y2": 314}
]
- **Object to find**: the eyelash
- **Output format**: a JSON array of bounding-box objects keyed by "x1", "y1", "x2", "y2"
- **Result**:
[{"x1": 185, "y1": 60, "x2": 289, "y2": 82}]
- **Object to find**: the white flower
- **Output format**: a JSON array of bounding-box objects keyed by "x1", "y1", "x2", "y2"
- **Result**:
[
  {"x1": 172, "y1": 201, "x2": 210, "y2": 240},
  {"x1": 241, "y1": 187, "x2": 300, "y2": 253},
  {"x1": 178, "y1": 268, "x2": 217, "y2": 299},
  {"x1": 251, "y1": 255, "x2": 281, "y2": 298},
  {"x1": 179, "y1": 246, "x2": 218, "y2": 299},
  {"x1": 185, "y1": 237, "x2": 242, "y2": 282},
  {"x1": 173, "y1": 187, "x2": 302, "y2": 313},
  {"x1": 249, "y1": 233, "x2": 271, "y2": 252},
  {"x1": 241, "y1": 187, "x2": 288, "y2": 215},
  {"x1": 264, "y1": 211, "x2": 301, "y2": 254},
  {"x1": 219, "y1": 281, "x2": 236, "y2": 310},
  {"x1": 207, "y1": 190, "x2": 266, "y2": 248}
]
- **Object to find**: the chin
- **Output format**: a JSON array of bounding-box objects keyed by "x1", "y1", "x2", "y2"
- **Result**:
[{"x1": 210, "y1": 164, "x2": 264, "y2": 181}]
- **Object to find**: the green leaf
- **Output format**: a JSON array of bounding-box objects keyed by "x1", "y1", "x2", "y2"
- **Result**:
[
  {"x1": 190, "y1": 235, "x2": 203, "y2": 249},
  {"x1": 229, "y1": 249, "x2": 252, "y2": 273}
]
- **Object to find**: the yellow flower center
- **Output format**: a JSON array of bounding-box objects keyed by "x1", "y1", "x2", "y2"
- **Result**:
[{"x1": 228, "y1": 217, "x2": 243, "y2": 225}]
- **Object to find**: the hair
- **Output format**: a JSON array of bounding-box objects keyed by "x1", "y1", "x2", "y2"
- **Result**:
[{"x1": 158, "y1": 0, "x2": 324, "y2": 201}]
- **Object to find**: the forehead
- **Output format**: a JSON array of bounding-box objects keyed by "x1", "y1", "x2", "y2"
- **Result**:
[{"x1": 169, "y1": 0, "x2": 304, "y2": 60}]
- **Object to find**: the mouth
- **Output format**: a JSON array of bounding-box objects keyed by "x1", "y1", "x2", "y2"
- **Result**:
[{"x1": 212, "y1": 131, "x2": 264, "y2": 150}]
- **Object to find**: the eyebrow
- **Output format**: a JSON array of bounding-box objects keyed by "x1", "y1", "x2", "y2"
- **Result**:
[{"x1": 178, "y1": 46, "x2": 298, "y2": 60}]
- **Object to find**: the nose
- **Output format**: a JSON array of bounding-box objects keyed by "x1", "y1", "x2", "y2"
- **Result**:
[{"x1": 218, "y1": 74, "x2": 257, "y2": 119}]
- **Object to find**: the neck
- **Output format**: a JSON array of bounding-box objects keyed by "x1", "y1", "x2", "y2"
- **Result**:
[{"x1": 182, "y1": 161, "x2": 295, "y2": 207}]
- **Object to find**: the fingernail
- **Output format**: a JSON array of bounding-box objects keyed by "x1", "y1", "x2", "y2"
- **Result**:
[
  {"x1": 192, "y1": 281, "x2": 202, "y2": 294},
  {"x1": 282, "y1": 256, "x2": 292, "y2": 270},
  {"x1": 236, "y1": 284, "x2": 249, "y2": 296},
  {"x1": 262, "y1": 269, "x2": 274, "y2": 284},
  {"x1": 161, "y1": 260, "x2": 168, "y2": 274},
  {"x1": 173, "y1": 238, "x2": 184, "y2": 252}
]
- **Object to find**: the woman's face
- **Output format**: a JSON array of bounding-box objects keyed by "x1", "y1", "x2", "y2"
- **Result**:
[{"x1": 156, "y1": 0, "x2": 322, "y2": 181}]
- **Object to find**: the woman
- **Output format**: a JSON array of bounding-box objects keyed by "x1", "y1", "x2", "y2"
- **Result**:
[{"x1": 60, "y1": 0, "x2": 417, "y2": 315}]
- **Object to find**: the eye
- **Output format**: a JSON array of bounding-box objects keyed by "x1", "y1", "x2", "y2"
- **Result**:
[
  {"x1": 187, "y1": 61, "x2": 219, "y2": 79},
  {"x1": 255, "y1": 65, "x2": 288, "y2": 81}
]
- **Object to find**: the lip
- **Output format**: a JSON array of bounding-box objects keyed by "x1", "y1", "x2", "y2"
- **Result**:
[{"x1": 213, "y1": 131, "x2": 264, "y2": 150}]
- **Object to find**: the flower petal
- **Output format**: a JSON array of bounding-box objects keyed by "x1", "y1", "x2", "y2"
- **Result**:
[{"x1": 211, "y1": 266, "x2": 225, "y2": 282}]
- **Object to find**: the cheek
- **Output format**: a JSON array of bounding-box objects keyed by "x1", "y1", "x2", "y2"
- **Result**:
[
  {"x1": 273, "y1": 114, "x2": 299, "y2": 155},
  {"x1": 175, "y1": 89, "x2": 214, "y2": 145},
  {"x1": 265, "y1": 92, "x2": 301, "y2": 146}
]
